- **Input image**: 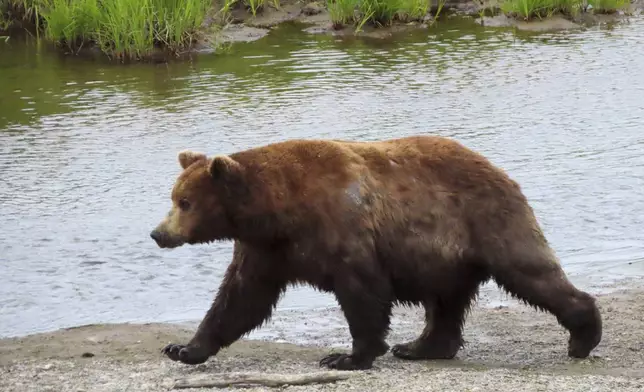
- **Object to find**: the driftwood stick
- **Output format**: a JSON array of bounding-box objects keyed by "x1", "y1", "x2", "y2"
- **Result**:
[{"x1": 172, "y1": 371, "x2": 354, "y2": 389}]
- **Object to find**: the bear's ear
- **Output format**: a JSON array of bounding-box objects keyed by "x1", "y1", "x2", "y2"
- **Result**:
[
  {"x1": 178, "y1": 150, "x2": 207, "y2": 170},
  {"x1": 209, "y1": 155, "x2": 243, "y2": 181}
]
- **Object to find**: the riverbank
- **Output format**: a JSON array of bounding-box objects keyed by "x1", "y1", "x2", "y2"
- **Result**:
[
  {"x1": 210, "y1": 0, "x2": 643, "y2": 47},
  {"x1": 2, "y1": 279, "x2": 643, "y2": 391},
  {"x1": 2, "y1": 0, "x2": 643, "y2": 62}
]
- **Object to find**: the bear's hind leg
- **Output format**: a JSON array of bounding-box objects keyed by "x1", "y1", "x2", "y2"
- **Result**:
[
  {"x1": 391, "y1": 277, "x2": 482, "y2": 361},
  {"x1": 319, "y1": 267, "x2": 393, "y2": 371},
  {"x1": 491, "y1": 255, "x2": 602, "y2": 359}
]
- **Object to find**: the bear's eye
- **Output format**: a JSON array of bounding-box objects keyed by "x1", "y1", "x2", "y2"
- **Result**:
[{"x1": 178, "y1": 198, "x2": 191, "y2": 211}]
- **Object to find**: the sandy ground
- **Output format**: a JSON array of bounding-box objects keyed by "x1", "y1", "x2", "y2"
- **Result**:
[{"x1": 2, "y1": 279, "x2": 644, "y2": 391}]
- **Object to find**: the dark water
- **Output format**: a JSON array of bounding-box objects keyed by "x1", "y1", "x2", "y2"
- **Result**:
[{"x1": 1, "y1": 19, "x2": 643, "y2": 339}]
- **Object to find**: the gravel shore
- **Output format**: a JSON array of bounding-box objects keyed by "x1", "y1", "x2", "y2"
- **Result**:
[{"x1": 2, "y1": 280, "x2": 644, "y2": 392}]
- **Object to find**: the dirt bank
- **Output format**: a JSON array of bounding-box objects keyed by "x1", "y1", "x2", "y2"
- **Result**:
[{"x1": 2, "y1": 280, "x2": 644, "y2": 391}]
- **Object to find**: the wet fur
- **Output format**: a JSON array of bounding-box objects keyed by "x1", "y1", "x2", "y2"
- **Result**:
[{"x1": 152, "y1": 135, "x2": 602, "y2": 370}]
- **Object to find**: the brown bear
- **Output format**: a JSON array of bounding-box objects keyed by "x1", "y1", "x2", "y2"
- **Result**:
[{"x1": 150, "y1": 135, "x2": 602, "y2": 371}]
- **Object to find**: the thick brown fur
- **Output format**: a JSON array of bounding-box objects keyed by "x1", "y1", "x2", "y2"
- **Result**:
[{"x1": 150, "y1": 135, "x2": 602, "y2": 370}]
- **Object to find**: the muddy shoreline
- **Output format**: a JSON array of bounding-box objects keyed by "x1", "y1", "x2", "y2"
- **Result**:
[{"x1": 2, "y1": 278, "x2": 643, "y2": 391}]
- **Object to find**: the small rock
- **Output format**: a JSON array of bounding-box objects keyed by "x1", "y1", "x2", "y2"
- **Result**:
[
  {"x1": 302, "y1": 2, "x2": 323, "y2": 16},
  {"x1": 81, "y1": 352, "x2": 95, "y2": 358},
  {"x1": 40, "y1": 363, "x2": 54, "y2": 371}
]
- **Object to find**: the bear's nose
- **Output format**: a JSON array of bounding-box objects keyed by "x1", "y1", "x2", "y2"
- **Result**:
[{"x1": 150, "y1": 230, "x2": 162, "y2": 243}]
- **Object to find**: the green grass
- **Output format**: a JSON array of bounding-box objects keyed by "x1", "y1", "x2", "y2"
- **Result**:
[
  {"x1": 499, "y1": 0, "x2": 582, "y2": 19},
  {"x1": 40, "y1": 0, "x2": 100, "y2": 50},
  {"x1": 327, "y1": 0, "x2": 437, "y2": 30},
  {"x1": 587, "y1": 0, "x2": 628, "y2": 13},
  {"x1": 327, "y1": 0, "x2": 357, "y2": 28},
  {"x1": 397, "y1": 0, "x2": 430, "y2": 21},
  {"x1": 486, "y1": 0, "x2": 628, "y2": 20},
  {"x1": 220, "y1": 0, "x2": 239, "y2": 14},
  {"x1": 1, "y1": 0, "x2": 211, "y2": 60},
  {"x1": 156, "y1": 0, "x2": 211, "y2": 49},
  {"x1": 244, "y1": 0, "x2": 266, "y2": 16},
  {"x1": 0, "y1": 0, "x2": 42, "y2": 31},
  {"x1": 359, "y1": 0, "x2": 400, "y2": 26}
]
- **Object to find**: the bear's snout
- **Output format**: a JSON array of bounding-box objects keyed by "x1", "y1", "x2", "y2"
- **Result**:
[
  {"x1": 150, "y1": 227, "x2": 185, "y2": 249},
  {"x1": 150, "y1": 229, "x2": 162, "y2": 243},
  {"x1": 150, "y1": 229, "x2": 173, "y2": 248},
  {"x1": 150, "y1": 229, "x2": 165, "y2": 246}
]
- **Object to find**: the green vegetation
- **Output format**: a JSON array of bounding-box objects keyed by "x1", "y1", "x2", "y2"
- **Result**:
[
  {"x1": 327, "y1": 0, "x2": 356, "y2": 28},
  {"x1": 500, "y1": 0, "x2": 580, "y2": 19},
  {"x1": 499, "y1": 0, "x2": 629, "y2": 19},
  {"x1": 326, "y1": 0, "x2": 443, "y2": 30},
  {"x1": 219, "y1": 0, "x2": 282, "y2": 18},
  {"x1": 245, "y1": 0, "x2": 265, "y2": 16},
  {"x1": 0, "y1": 0, "x2": 211, "y2": 60},
  {"x1": 397, "y1": 0, "x2": 433, "y2": 21},
  {"x1": 587, "y1": 0, "x2": 629, "y2": 13},
  {"x1": 0, "y1": 0, "x2": 39, "y2": 31}
]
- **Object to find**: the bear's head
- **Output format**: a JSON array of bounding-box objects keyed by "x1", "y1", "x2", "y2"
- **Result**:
[{"x1": 150, "y1": 150, "x2": 245, "y2": 249}]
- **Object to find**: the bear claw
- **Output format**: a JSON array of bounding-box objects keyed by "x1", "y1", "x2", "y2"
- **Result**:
[
  {"x1": 391, "y1": 344, "x2": 420, "y2": 360},
  {"x1": 161, "y1": 343, "x2": 210, "y2": 365},
  {"x1": 319, "y1": 353, "x2": 373, "y2": 370},
  {"x1": 391, "y1": 341, "x2": 459, "y2": 360}
]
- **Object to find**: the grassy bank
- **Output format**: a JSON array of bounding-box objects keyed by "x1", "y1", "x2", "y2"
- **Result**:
[
  {"x1": 0, "y1": 0, "x2": 634, "y2": 61},
  {"x1": 0, "y1": 0, "x2": 212, "y2": 60},
  {"x1": 323, "y1": 0, "x2": 630, "y2": 29},
  {"x1": 326, "y1": 0, "x2": 445, "y2": 30},
  {"x1": 500, "y1": 0, "x2": 629, "y2": 19}
]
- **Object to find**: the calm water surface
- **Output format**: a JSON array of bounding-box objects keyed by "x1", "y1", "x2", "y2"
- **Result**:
[{"x1": 1, "y1": 20, "x2": 643, "y2": 338}]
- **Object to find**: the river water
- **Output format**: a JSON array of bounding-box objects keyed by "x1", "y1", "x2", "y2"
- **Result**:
[{"x1": 1, "y1": 19, "x2": 643, "y2": 339}]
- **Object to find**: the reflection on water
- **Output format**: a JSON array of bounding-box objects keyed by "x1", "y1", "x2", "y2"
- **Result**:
[{"x1": 1, "y1": 19, "x2": 643, "y2": 338}]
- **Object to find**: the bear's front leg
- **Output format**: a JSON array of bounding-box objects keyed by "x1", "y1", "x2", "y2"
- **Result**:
[
  {"x1": 319, "y1": 264, "x2": 393, "y2": 371},
  {"x1": 162, "y1": 243, "x2": 287, "y2": 365}
]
